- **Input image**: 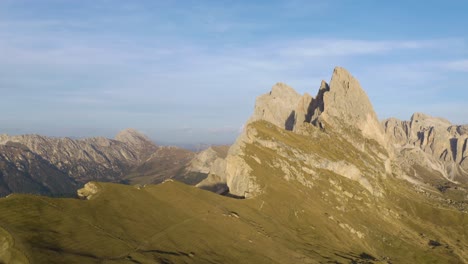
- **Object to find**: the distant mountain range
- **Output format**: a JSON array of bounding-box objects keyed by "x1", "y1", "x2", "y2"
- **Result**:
[
  {"x1": 0, "y1": 128, "x2": 228, "y2": 197},
  {"x1": 0, "y1": 67, "x2": 467, "y2": 263}
]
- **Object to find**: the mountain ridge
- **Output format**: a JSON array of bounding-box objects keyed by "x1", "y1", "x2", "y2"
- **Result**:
[{"x1": 0, "y1": 129, "x2": 218, "y2": 197}]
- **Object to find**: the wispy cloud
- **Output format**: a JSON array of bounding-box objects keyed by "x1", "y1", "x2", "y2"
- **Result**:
[
  {"x1": 440, "y1": 59, "x2": 468, "y2": 72},
  {"x1": 278, "y1": 39, "x2": 460, "y2": 57}
]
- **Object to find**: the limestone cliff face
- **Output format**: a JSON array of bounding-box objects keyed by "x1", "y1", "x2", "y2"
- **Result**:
[
  {"x1": 248, "y1": 82, "x2": 303, "y2": 131},
  {"x1": 293, "y1": 92, "x2": 314, "y2": 132},
  {"x1": 383, "y1": 113, "x2": 468, "y2": 182},
  {"x1": 222, "y1": 126, "x2": 262, "y2": 198},
  {"x1": 311, "y1": 67, "x2": 387, "y2": 147}
]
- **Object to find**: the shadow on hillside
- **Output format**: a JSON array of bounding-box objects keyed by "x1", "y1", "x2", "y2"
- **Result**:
[
  {"x1": 334, "y1": 251, "x2": 379, "y2": 263},
  {"x1": 199, "y1": 183, "x2": 245, "y2": 199}
]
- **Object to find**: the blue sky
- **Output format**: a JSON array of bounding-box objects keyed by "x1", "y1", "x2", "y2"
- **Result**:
[{"x1": 0, "y1": 0, "x2": 467, "y2": 145}]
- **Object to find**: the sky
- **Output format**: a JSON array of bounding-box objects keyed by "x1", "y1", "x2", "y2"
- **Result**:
[{"x1": 0, "y1": 0, "x2": 467, "y2": 145}]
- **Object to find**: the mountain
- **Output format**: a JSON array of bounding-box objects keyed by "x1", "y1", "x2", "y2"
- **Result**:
[
  {"x1": 0, "y1": 67, "x2": 467, "y2": 263},
  {"x1": 0, "y1": 143, "x2": 77, "y2": 197},
  {"x1": 200, "y1": 67, "x2": 391, "y2": 198},
  {"x1": 121, "y1": 146, "x2": 196, "y2": 185},
  {"x1": 383, "y1": 113, "x2": 468, "y2": 183},
  {"x1": 0, "y1": 129, "x2": 211, "y2": 197}
]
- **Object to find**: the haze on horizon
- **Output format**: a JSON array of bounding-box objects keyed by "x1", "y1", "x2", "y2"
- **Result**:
[{"x1": 0, "y1": 0, "x2": 467, "y2": 145}]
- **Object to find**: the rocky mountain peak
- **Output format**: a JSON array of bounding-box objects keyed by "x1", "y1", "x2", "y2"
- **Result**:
[
  {"x1": 383, "y1": 111, "x2": 468, "y2": 182},
  {"x1": 411, "y1": 112, "x2": 431, "y2": 122},
  {"x1": 270, "y1": 82, "x2": 300, "y2": 97},
  {"x1": 248, "y1": 82, "x2": 302, "y2": 130},
  {"x1": 319, "y1": 80, "x2": 329, "y2": 91},
  {"x1": 115, "y1": 128, "x2": 154, "y2": 148},
  {"x1": 410, "y1": 112, "x2": 452, "y2": 128},
  {"x1": 246, "y1": 67, "x2": 386, "y2": 146},
  {"x1": 315, "y1": 67, "x2": 386, "y2": 145}
]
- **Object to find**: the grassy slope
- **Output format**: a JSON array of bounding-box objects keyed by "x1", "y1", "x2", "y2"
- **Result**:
[
  {"x1": 0, "y1": 121, "x2": 467, "y2": 263},
  {"x1": 244, "y1": 121, "x2": 468, "y2": 263}
]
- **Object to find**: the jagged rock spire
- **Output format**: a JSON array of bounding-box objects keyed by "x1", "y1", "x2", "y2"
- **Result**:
[
  {"x1": 247, "y1": 67, "x2": 386, "y2": 146},
  {"x1": 311, "y1": 67, "x2": 386, "y2": 145}
]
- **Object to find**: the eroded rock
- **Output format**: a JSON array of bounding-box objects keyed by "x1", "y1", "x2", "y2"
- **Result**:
[{"x1": 77, "y1": 182, "x2": 100, "y2": 200}]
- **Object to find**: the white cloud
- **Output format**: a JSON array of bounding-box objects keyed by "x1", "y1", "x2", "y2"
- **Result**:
[
  {"x1": 278, "y1": 39, "x2": 455, "y2": 58},
  {"x1": 440, "y1": 59, "x2": 468, "y2": 72}
]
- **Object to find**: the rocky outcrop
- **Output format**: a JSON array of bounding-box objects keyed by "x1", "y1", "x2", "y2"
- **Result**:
[
  {"x1": 77, "y1": 182, "x2": 100, "y2": 200},
  {"x1": 311, "y1": 67, "x2": 386, "y2": 147},
  {"x1": 293, "y1": 92, "x2": 314, "y2": 132},
  {"x1": 196, "y1": 127, "x2": 262, "y2": 198},
  {"x1": 223, "y1": 126, "x2": 262, "y2": 198},
  {"x1": 247, "y1": 67, "x2": 387, "y2": 145},
  {"x1": 194, "y1": 145, "x2": 235, "y2": 195},
  {"x1": 248, "y1": 82, "x2": 302, "y2": 130},
  {"x1": 383, "y1": 113, "x2": 468, "y2": 182}
]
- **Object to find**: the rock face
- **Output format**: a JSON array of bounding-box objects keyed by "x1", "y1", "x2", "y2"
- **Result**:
[
  {"x1": 77, "y1": 182, "x2": 100, "y2": 200},
  {"x1": 0, "y1": 144, "x2": 77, "y2": 197},
  {"x1": 383, "y1": 113, "x2": 468, "y2": 182},
  {"x1": 190, "y1": 146, "x2": 230, "y2": 194},
  {"x1": 311, "y1": 67, "x2": 386, "y2": 146},
  {"x1": 223, "y1": 127, "x2": 263, "y2": 197},
  {"x1": 248, "y1": 82, "x2": 303, "y2": 131},
  {"x1": 293, "y1": 92, "x2": 314, "y2": 132}
]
